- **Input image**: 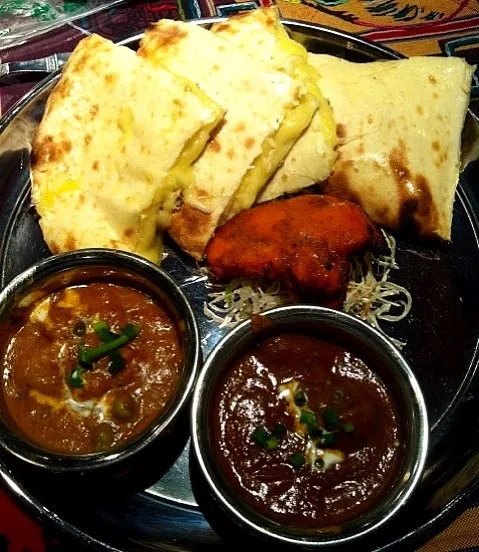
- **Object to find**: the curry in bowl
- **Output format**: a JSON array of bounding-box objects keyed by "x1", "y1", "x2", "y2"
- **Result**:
[
  {"x1": 0, "y1": 249, "x2": 200, "y2": 464},
  {"x1": 192, "y1": 306, "x2": 428, "y2": 545}
]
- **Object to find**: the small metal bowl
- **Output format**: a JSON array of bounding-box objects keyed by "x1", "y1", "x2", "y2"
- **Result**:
[
  {"x1": 191, "y1": 305, "x2": 429, "y2": 548},
  {"x1": 0, "y1": 249, "x2": 201, "y2": 474}
]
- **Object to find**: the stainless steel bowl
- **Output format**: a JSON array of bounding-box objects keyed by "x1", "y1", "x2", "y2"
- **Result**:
[
  {"x1": 0, "y1": 248, "x2": 201, "y2": 473},
  {"x1": 191, "y1": 305, "x2": 429, "y2": 548}
]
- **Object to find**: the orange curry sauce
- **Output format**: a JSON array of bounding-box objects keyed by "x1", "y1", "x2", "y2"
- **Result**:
[{"x1": 1, "y1": 282, "x2": 182, "y2": 454}]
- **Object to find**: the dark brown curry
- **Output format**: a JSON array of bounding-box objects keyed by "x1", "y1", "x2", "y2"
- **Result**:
[{"x1": 211, "y1": 332, "x2": 403, "y2": 529}]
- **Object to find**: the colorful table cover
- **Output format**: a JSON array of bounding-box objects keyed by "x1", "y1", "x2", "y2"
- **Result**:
[{"x1": 0, "y1": 1, "x2": 478, "y2": 551}]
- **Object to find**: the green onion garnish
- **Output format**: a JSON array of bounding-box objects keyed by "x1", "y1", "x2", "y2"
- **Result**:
[
  {"x1": 67, "y1": 365, "x2": 86, "y2": 388},
  {"x1": 294, "y1": 390, "x2": 307, "y2": 407},
  {"x1": 320, "y1": 432, "x2": 337, "y2": 446},
  {"x1": 290, "y1": 452, "x2": 305, "y2": 470},
  {"x1": 264, "y1": 436, "x2": 279, "y2": 451},
  {"x1": 93, "y1": 320, "x2": 119, "y2": 343},
  {"x1": 300, "y1": 409, "x2": 316, "y2": 427},
  {"x1": 342, "y1": 422, "x2": 356, "y2": 434},
  {"x1": 272, "y1": 423, "x2": 287, "y2": 437},
  {"x1": 323, "y1": 407, "x2": 339, "y2": 430},
  {"x1": 108, "y1": 349, "x2": 126, "y2": 375},
  {"x1": 80, "y1": 324, "x2": 140, "y2": 364},
  {"x1": 253, "y1": 426, "x2": 269, "y2": 448},
  {"x1": 309, "y1": 425, "x2": 323, "y2": 439}
]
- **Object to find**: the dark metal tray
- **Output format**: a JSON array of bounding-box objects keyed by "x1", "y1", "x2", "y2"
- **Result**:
[{"x1": 0, "y1": 18, "x2": 478, "y2": 552}]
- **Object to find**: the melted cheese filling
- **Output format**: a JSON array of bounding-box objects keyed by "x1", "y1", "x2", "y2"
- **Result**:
[{"x1": 223, "y1": 92, "x2": 318, "y2": 219}]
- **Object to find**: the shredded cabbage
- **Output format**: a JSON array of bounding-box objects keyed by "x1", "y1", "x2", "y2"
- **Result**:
[{"x1": 343, "y1": 232, "x2": 412, "y2": 349}]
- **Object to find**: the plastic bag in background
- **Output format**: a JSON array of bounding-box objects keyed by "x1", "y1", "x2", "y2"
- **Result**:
[{"x1": 0, "y1": 0, "x2": 129, "y2": 50}]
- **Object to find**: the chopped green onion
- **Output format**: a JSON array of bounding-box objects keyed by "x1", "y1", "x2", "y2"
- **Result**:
[
  {"x1": 80, "y1": 325, "x2": 140, "y2": 364},
  {"x1": 121, "y1": 323, "x2": 141, "y2": 340},
  {"x1": 323, "y1": 407, "x2": 339, "y2": 430},
  {"x1": 315, "y1": 458, "x2": 325, "y2": 469},
  {"x1": 253, "y1": 426, "x2": 269, "y2": 448},
  {"x1": 93, "y1": 320, "x2": 119, "y2": 343},
  {"x1": 290, "y1": 452, "x2": 305, "y2": 470},
  {"x1": 309, "y1": 425, "x2": 323, "y2": 439},
  {"x1": 264, "y1": 435, "x2": 279, "y2": 451},
  {"x1": 67, "y1": 365, "x2": 86, "y2": 388},
  {"x1": 72, "y1": 320, "x2": 86, "y2": 337},
  {"x1": 272, "y1": 422, "x2": 287, "y2": 437},
  {"x1": 78, "y1": 344, "x2": 93, "y2": 368},
  {"x1": 294, "y1": 390, "x2": 307, "y2": 407},
  {"x1": 342, "y1": 422, "x2": 356, "y2": 434},
  {"x1": 300, "y1": 409, "x2": 316, "y2": 427},
  {"x1": 108, "y1": 349, "x2": 125, "y2": 375},
  {"x1": 320, "y1": 432, "x2": 337, "y2": 446}
]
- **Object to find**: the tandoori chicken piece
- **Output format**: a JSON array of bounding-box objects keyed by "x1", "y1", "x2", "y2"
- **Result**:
[{"x1": 206, "y1": 194, "x2": 384, "y2": 306}]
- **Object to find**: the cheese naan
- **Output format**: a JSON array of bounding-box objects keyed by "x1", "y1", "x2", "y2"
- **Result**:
[
  {"x1": 31, "y1": 34, "x2": 224, "y2": 262},
  {"x1": 139, "y1": 20, "x2": 318, "y2": 258},
  {"x1": 211, "y1": 7, "x2": 337, "y2": 204},
  {"x1": 308, "y1": 53, "x2": 475, "y2": 240}
]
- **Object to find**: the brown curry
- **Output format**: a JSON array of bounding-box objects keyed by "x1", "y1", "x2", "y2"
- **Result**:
[
  {"x1": 1, "y1": 282, "x2": 182, "y2": 454},
  {"x1": 211, "y1": 332, "x2": 403, "y2": 529}
]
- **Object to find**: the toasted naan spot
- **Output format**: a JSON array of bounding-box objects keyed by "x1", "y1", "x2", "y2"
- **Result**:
[
  {"x1": 33, "y1": 136, "x2": 71, "y2": 165},
  {"x1": 148, "y1": 23, "x2": 187, "y2": 47},
  {"x1": 84, "y1": 134, "x2": 92, "y2": 146},
  {"x1": 196, "y1": 188, "x2": 211, "y2": 201},
  {"x1": 227, "y1": 148, "x2": 236, "y2": 159},
  {"x1": 432, "y1": 140, "x2": 440, "y2": 151},
  {"x1": 417, "y1": 105, "x2": 423, "y2": 115},
  {"x1": 123, "y1": 227, "x2": 134, "y2": 238},
  {"x1": 244, "y1": 136, "x2": 255, "y2": 149},
  {"x1": 389, "y1": 140, "x2": 411, "y2": 188},
  {"x1": 92, "y1": 160, "x2": 99, "y2": 170},
  {"x1": 90, "y1": 105, "x2": 99, "y2": 117},
  {"x1": 367, "y1": 114, "x2": 373, "y2": 124},
  {"x1": 105, "y1": 73, "x2": 117, "y2": 85},
  {"x1": 336, "y1": 124, "x2": 346, "y2": 140},
  {"x1": 429, "y1": 75, "x2": 437, "y2": 84},
  {"x1": 168, "y1": 204, "x2": 213, "y2": 258},
  {"x1": 357, "y1": 143, "x2": 364, "y2": 154},
  {"x1": 213, "y1": 23, "x2": 236, "y2": 34},
  {"x1": 234, "y1": 121, "x2": 246, "y2": 132},
  {"x1": 210, "y1": 139, "x2": 221, "y2": 153},
  {"x1": 65, "y1": 233, "x2": 77, "y2": 251}
]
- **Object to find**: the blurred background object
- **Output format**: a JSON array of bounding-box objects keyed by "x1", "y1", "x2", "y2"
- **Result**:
[{"x1": 0, "y1": 0, "x2": 129, "y2": 50}]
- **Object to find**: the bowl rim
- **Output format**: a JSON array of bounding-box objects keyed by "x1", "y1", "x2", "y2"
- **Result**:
[
  {"x1": 0, "y1": 248, "x2": 201, "y2": 471},
  {"x1": 191, "y1": 304, "x2": 429, "y2": 547}
]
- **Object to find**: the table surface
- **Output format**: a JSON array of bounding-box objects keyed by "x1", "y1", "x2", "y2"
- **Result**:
[{"x1": 0, "y1": 1, "x2": 478, "y2": 551}]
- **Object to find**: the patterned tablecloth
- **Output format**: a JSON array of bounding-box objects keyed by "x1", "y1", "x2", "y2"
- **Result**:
[{"x1": 0, "y1": 1, "x2": 478, "y2": 551}]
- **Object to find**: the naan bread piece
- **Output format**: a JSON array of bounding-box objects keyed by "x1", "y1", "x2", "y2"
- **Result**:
[
  {"x1": 308, "y1": 53, "x2": 475, "y2": 240},
  {"x1": 139, "y1": 20, "x2": 318, "y2": 259},
  {"x1": 31, "y1": 34, "x2": 224, "y2": 263},
  {"x1": 211, "y1": 7, "x2": 337, "y2": 204}
]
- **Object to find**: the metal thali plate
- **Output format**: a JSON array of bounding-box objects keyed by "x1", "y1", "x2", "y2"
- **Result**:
[{"x1": 0, "y1": 17, "x2": 478, "y2": 552}]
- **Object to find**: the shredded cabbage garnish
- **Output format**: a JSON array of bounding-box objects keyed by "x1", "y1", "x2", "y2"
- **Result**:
[
  {"x1": 203, "y1": 278, "x2": 290, "y2": 328},
  {"x1": 343, "y1": 232, "x2": 412, "y2": 348},
  {"x1": 203, "y1": 231, "x2": 412, "y2": 348}
]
